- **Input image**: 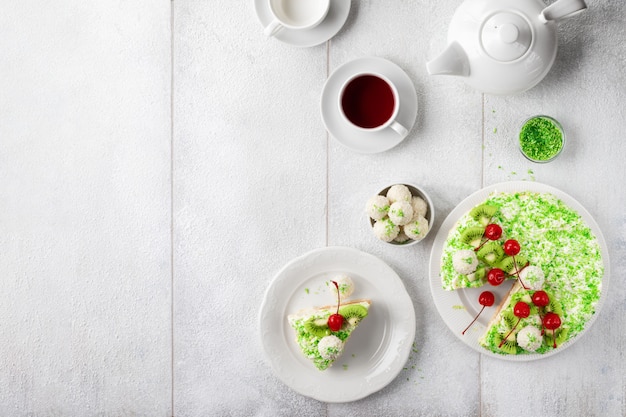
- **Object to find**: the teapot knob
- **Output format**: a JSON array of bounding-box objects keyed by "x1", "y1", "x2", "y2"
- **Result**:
[{"x1": 499, "y1": 24, "x2": 519, "y2": 44}]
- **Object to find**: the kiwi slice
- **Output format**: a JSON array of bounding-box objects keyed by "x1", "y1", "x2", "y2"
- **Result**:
[
  {"x1": 339, "y1": 304, "x2": 368, "y2": 327},
  {"x1": 304, "y1": 317, "x2": 330, "y2": 338},
  {"x1": 520, "y1": 293, "x2": 533, "y2": 304},
  {"x1": 501, "y1": 310, "x2": 517, "y2": 329},
  {"x1": 493, "y1": 333, "x2": 518, "y2": 354},
  {"x1": 469, "y1": 204, "x2": 498, "y2": 226},
  {"x1": 545, "y1": 292, "x2": 564, "y2": 316},
  {"x1": 468, "y1": 267, "x2": 487, "y2": 282},
  {"x1": 460, "y1": 226, "x2": 485, "y2": 249},
  {"x1": 476, "y1": 241, "x2": 505, "y2": 266},
  {"x1": 544, "y1": 327, "x2": 569, "y2": 348},
  {"x1": 499, "y1": 339, "x2": 518, "y2": 354},
  {"x1": 497, "y1": 255, "x2": 529, "y2": 275}
]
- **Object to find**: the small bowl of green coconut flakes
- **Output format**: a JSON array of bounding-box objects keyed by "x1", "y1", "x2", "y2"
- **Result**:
[{"x1": 519, "y1": 115, "x2": 565, "y2": 163}]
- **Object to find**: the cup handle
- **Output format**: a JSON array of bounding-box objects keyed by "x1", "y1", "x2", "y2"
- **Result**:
[
  {"x1": 389, "y1": 120, "x2": 408, "y2": 137},
  {"x1": 264, "y1": 19, "x2": 283, "y2": 37}
]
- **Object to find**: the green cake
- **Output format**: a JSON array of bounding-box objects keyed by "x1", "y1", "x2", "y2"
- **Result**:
[
  {"x1": 441, "y1": 191, "x2": 603, "y2": 355},
  {"x1": 288, "y1": 299, "x2": 370, "y2": 370}
]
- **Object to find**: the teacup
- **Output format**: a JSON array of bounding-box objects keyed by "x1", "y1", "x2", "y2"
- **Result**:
[
  {"x1": 264, "y1": 0, "x2": 330, "y2": 37},
  {"x1": 338, "y1": 72, "x2": 408, "y2": 137}
]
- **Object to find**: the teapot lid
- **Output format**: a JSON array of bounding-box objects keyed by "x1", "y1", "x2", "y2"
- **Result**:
[{"x1": 480, "y1": 12, "x2": 533, "y2": 62}]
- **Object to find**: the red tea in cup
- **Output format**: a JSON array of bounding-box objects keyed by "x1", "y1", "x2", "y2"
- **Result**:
[{"x1": 340, "y1": 74, "x2": 396, "y2": 129}]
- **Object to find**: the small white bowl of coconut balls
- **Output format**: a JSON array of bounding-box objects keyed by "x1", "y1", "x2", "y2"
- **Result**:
[{"x1": 365, "y1": 183, "x2": 434, "y2": 246}]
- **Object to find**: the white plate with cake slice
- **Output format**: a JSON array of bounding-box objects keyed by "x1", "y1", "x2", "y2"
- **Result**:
[
  {"x1": 259, "y1": 246, "x2": 415, "y2": 402},
  {"x1": 428, "y1": 181, "x2": 610, "y2": 361}
]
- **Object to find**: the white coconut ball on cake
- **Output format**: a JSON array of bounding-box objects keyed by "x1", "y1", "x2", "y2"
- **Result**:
[
  {"x1": 329, "y1": 274, "x2": 355, "y2": 299},
  {"x1": 317, "y1": 335, "x2": 344, "y2": 360},
  {"x1": 517, "y1": 325, "x2": 543, "y2": 352},
  {"x1": 452, "y1": 249, "x2": 478, "y2": 275},
  {"x1": 404, "y1": 214, "x2": 429, "y2": 241},
  {"x1": 519, "y1": 265, "x2": 545, "y2": 290},
  {"x1": 388, "y1": 201, "x2": 414, "y2": 226},
  {"x1": 386, "y1": 184, "x2": 412, "y2": 204},
  {"x1": 372, "y1": 218, "x2": 399, "y2": 242},
  {"x1": 365, "y1": 194, "x2": 390, "y2": 221},
  {"x1": 411, "y1": 196, "x2": 428, "y2": 218}
]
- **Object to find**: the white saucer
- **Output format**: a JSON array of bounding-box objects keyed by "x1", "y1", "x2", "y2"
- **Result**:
[
  {"x1": 321, "y1": 57, "x2": 418, "y2": 154},
  {"x1": 254, "y1": 0, "x2": 351, "y2": 47},
  {"x1": 259, "y1": 246, "x2": 416, "y2": 402}
]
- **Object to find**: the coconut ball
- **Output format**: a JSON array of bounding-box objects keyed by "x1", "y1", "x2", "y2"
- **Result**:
[
  {"x1": 519, "y1": 265, "x2": 545, "y2": 290},
  {"x1": 404, "y1": 214, "x2": 429, "y2": 241},
  {"x1": 517, "y1": 325, "x2": 543, "y2": 352},
  {"x1": 394, "y1": 229, "x2": 410, "y2": 244},
  {"x1": 372, "y1": 218, "x2": 399, "y2": 242},
  {"x1": 386, "y1": 184, "x2": 412, "y2": 204},
  {"x1": 388, "y1": 201, "x2": 414, "y2": 226},
  {"x1": 452, "y1": 249, "x2": 478, "y2": 275},
  {"x1": 318, "y1": 335, "x2": 344, "y2": 360},
  {"x1": 365, "y1": 195, "x2": 390, "y2": 221},
  {"x1": 411, "y1": 196, "x2": 428, "y2": 218},
  {"x1": 329, "y1": 274, "x2": 355, "y2": 299}
]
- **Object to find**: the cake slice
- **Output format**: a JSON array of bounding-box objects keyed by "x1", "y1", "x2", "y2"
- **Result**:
[
  {"x1": 288, "y1": 299, "x2": 371, "y2": 371},
  {"x1": 478, "y1": 282, "x2": 566, "y2": 355}
]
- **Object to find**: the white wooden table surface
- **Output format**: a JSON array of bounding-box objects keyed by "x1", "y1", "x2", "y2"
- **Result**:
[{"x1": 1, "y1": 1, "x2": 625, "y2": 415}]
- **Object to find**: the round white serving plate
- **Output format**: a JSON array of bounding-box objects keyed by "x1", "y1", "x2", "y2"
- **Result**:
[
  {"x1": 428, "y1": 181, "x2": 610, "y2": 361},
  {"x1": 259, "y1": 246, "x2": 416, "y2": 402}
]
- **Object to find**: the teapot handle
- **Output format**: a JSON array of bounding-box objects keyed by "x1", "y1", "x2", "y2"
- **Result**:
[{"x1": 541, "y1": 0, "x2": 587, "y2": 22}]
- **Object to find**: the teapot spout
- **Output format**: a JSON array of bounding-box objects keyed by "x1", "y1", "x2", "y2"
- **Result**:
[{"x1": 426, "y1": 42, "x2": 470, "y2": 77}]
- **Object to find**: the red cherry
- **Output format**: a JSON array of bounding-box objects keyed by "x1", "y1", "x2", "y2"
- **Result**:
[
  {"x1": 462, "y1": 291, "x2": 495, "y2": 335},
  {"x1": 484, "y1": 224, "x2": 503, "y2": 240},
  {"x1": 327, "y1": 314, "x2": 344, "y2": 332},
  {"x1": 514, "y1": 301, "x2": 530, "y2": 318},
  {"x1": 543, "y1": 312, "x2": 562, "y2": 348},
  {"x1": 503, "y1": 239, "x2": 521, "y2": 256},
  {"x1": 532, "y1": 290, "x2": 550, "y2": 307},
  {"x1": 499, "y1": 301, "x2": 530, "y2": 348},
  {"x1": 487, "y1": 268, "x2": 505, "y2": 286},
  {"x1": 327, "y1": 280, "x2": 344, "y2": 332},
  {"x1": 479, "y1": 291, "x2": 495, "y2": 307},
  {"x1": 543, "y1": 312, "x2": 561, "y2": 330}
]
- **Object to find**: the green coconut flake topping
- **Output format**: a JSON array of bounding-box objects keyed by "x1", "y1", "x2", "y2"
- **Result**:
[
  {"x1": 383, "y1": 219, "x2": 396, "y2": 236},
  {"x1": 519, "y1": 117, "x2": 563, "y2": 161},
  {"x1": 375, "y1": 204, "x2": 390, "y2": 213},
  {"x1": 441, "y1": 191, "x2": 603, "y2": 352}
]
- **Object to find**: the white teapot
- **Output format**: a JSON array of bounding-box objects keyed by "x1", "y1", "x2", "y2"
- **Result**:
[{"x1": 426, "y1": 0, "x2": 587, "y2": 95}]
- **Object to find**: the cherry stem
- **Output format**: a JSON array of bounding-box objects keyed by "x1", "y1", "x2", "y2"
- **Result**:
[
  {"x1": 512, "y1": 257, "x2": 529, "y2": 289},
  {"x1": 499, "y1": 319, "x2": 520, "y2": 348},
  {"x1": 474, "y1": 239, "x2": 487, "y2": 252},
  {"x1": 461, "y1": 305, "x2": 486, "y2": 335},
  {"x1": 332, "y1": 280, "x2": 340, "y2": 314},
  {"x1": 553, "y1": 329, "x2": 557, "y2": 348}
]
